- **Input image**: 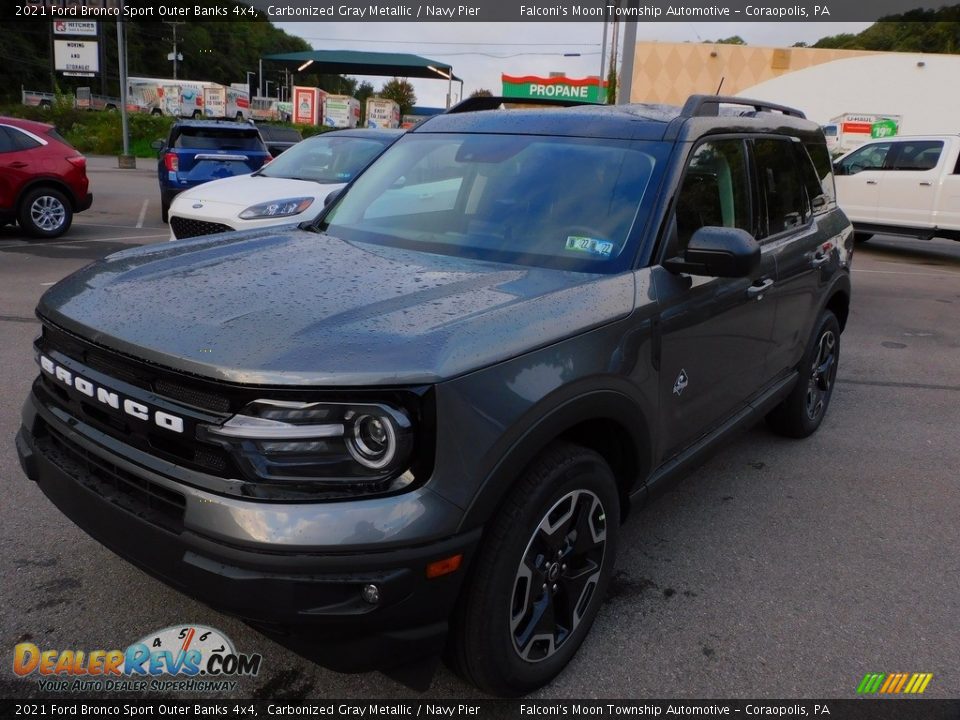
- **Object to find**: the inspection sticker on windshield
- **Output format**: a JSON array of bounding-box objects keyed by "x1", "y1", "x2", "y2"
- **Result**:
[{"x1": 566, "y1": 236, "x2": 614, "y2": 258}]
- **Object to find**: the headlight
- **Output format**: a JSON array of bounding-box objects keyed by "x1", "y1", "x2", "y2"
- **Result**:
[
  {"x1": 238, "y1": 197, "x2": 314, "y2": 220},
  {"x1": 198, "y1": 399, "x2": 414, "y2": 494}
]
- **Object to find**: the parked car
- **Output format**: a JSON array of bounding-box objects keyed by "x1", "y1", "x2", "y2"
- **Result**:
[
  {"x1": 167, "y1": 128, "x2": 401, "y2": 240},
  {"x1": 152, "y1": 120, "x2": 271, "y2": 223},
  {"x1": 17, "y1": 95, "x2": 852, "y2": 696},
  {"x1": 834, "y1": 134, "x2": 960, "y2": 242},
  {"x1": 255, "y1": 123, "x2": 303, "y2": 156},
  {"x1": 0, "y1": 116, "x2": 91, "y2": 238}
]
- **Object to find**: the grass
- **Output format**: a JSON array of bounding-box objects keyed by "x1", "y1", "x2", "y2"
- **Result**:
[{"x1": 0, "y1": 102, "x2": 332, "y2": 157}]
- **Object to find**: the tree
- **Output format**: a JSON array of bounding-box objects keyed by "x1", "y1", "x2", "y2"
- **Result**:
[
  {"x1": 469, "y1": 88, "x2": 494, "y2": 98},
  {"x1": 709, "y1": 35, "x2": 747, "y2": 45},
  {"x1": 379, "y1": 77, "x2": 416, "y2": 116}
]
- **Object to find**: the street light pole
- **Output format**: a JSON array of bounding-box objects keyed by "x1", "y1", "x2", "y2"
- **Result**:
[{"x1": 117, "y1": 9, "x2": 133, "y2": 168}]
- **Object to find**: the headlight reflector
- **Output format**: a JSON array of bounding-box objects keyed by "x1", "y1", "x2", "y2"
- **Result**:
[
  {"x1": 199, "y1": 399, "x2": 414, "y2": 490},
  {"x1": 239, "y1": 197, "x2": 314, "y2": 219}
]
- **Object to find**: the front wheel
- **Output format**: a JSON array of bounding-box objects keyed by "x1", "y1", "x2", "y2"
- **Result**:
[
  {"x1": 766, "y1": 310, "x2": 841, "y2": 438},
  {"x1": 19, "y1": 187, "x2": 73, "y2": 239},
  {"x1": 449, "y1": 443, "x2": 620, "y2": 696},
  {"x1": 854, "y1": 232, "x2": 873, "y2": 243}
]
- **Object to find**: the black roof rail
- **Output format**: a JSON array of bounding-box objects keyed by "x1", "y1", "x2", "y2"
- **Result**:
[
  {"x1": 445, "y1": 96, "x2": 600, "y2": 114},
  {"x1": 681, "y1": 94, "x2": 806, "y2": 119}
]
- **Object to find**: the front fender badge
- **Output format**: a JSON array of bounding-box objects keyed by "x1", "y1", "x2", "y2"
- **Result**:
[{"x1": 673, "y1": 369, "x2": 689, "y2": 396}]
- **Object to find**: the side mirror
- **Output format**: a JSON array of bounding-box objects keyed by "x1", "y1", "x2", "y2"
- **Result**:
[
  {"x1": 663, "y1": 226, "x2": 760, "y2": 278},
  {"x1": 323, "y1": 188, "x2": 343, "y2": 207},
  {"x1": 151, "y1": 139, "x2": 164, "y2": 152}
]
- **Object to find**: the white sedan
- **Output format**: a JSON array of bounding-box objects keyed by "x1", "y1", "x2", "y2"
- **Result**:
[{"x1": 168, "y1": 128, "x2": 403, "y2": 240}]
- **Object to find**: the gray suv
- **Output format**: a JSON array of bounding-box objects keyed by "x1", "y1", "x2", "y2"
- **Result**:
[{"x1": 16, "y1": 95, "x2": 853, "y2": 696}]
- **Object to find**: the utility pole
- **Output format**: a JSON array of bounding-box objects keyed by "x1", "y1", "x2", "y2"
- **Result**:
[
  {"x1": 165, "y1": 21, "x2": 185, "y2": 79},
  {"x1": 117, "y1": 10, "x2": 134, "y2": 168},
  {"x1": 619, "y1": 11, "x2": 637, "y2": 104}
]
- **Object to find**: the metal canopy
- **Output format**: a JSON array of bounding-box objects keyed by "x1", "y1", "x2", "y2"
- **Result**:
[{"x1": 263, "y1": 50, "x2": 461, "y2": 82}]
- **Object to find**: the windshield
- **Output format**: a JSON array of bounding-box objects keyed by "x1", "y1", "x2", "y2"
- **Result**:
[
  {"x1": 320, "y1": 133, "x2": 666, "y2": 273},
  {"x1": 259, "y1": 133, "x2": 392, "y2": 183}
]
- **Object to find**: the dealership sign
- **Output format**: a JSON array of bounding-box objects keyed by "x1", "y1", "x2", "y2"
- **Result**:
[
  {"x1": 54, "y1": 39, "x2": 99, "y2": 77},
  {"x1": 53, "y1": 21, "x2": 98, "y2": 36},
  {"x1": 501, "y1": 74, "x2": 606, "y2": 103}
]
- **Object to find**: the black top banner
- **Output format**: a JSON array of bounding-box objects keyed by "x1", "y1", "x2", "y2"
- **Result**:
[
  {"x1": 2, "y1": 699, "x2": 960, "y2": 720},
  {"x1": 6, "y1": 0, "x2": 954, "y2": 23}
]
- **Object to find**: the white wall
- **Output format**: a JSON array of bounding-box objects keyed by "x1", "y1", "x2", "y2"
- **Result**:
[{"x1": 738, "y1": 53, "x2": 960, "y2": 135}]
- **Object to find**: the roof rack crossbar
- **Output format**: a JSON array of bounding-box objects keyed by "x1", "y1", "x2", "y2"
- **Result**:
[
  {"x1": 445, "y1": 96, "x2": 600, "y2": 114},
  {"x1": 681, "y1": 94, "x2": 806, "y2": 119}
]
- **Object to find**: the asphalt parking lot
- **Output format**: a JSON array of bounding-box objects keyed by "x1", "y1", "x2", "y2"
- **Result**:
[{"x1": 1, "y1": 159, "x2": 958, "y2": 700}]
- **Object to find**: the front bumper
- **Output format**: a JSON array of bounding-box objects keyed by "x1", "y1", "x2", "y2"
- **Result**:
[
  {"x1": 167, "y1": 202, "x2": 315, "y2": 240},
  {"x1": 17, "y1": 391, "x2": 479, "y2": 672}
]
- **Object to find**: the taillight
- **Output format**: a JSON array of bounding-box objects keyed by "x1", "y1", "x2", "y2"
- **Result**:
[
  {"x1": 66, "y1": 156, "x2": 86, "y2": 170},
  {"x1": 263, "y1": 155, "x2": 273, "y2": 165},
  {"x1": 163, "y1": 152, "x2": 178, "y2": 172}
]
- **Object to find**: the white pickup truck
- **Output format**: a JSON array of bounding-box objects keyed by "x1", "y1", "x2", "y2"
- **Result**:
[{"x1": 834, "y1": 134, "x2": 960, "y2": 242}]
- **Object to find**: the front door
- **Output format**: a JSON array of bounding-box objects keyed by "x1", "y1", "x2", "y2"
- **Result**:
[{"x1": 654, "y1": 137, "x2": 777, "y2": 459}]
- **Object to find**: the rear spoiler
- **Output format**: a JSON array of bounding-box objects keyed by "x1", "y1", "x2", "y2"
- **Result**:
[{"x1": 445, "y1": 96, "x2": 602, "y2": 114}]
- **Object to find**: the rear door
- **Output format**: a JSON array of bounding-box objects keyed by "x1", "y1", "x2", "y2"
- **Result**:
[
  {"x1": 0, "y1": 125, "x2": 42, "y2": 210},
  {"x1": 876, "y1": 139, "x2": 944, "y2": 229},
  {"x1": 655, "y1": 137, "x2": 777, "y2": 458},
  {"x1": 754, "y1": 136, "x2": 838, "y2": 376}
]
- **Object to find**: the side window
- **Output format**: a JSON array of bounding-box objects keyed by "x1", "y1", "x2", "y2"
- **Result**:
[
  {"x1": 804, "y1": 142, "x2": 836, "y2": 206},
  {"x1": 753, "y1": 138, "x2": 808, "y2": 238},
  {"x1": 836, "y1": 142, "x2": 891, "y2": 175},
  {"x1": 7, "y1": 128, "x2": 42, "y2": 151},
  {"x1": 0, "y1": 127, "x2": 17, "y2": 154},
  {"x1": 673, "y1": 139, "x2": 752, "y2": 249},
  {"x1": 888, "y1": 140, "x2": 943, "y2": 171}
]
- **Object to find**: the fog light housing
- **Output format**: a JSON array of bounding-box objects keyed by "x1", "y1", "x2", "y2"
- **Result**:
[{"x1": 361, "y1": 584, "x2": 381, "y2": 605}]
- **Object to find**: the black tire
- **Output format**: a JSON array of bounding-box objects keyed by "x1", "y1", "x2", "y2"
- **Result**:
[
  {"x1": 854, "y1": 232, "x2": 872, "y2": 243},
  {"x1": 766, "y1": 310, "x2": 841, "y2": 438},
  {"x1": 151, "y1": 108, "x2": 163, "y2": 116},
  {"x1": 449, "y1": 443, "x2": 620, "y2": 696},
  {"x1": 160, "y1": 198, "x2": 169, "y2": 224},
  {"x1": 18, "y1": 187, "x2": 73, "y2": 239}
]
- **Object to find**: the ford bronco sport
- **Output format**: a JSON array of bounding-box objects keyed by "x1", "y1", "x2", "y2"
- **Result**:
[{"x1": 17, "y1": 95, "x2": 852, "y2": 696}]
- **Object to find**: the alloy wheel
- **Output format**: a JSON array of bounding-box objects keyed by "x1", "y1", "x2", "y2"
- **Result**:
[{"x1": 30, "y1": 195, "x2": 66, "y2": 233}]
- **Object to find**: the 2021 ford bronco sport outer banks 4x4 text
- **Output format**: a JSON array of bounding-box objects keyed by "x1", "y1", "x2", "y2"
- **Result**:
[{"x1": 16, "y1": 95, "x2": 853, "y2": 696}]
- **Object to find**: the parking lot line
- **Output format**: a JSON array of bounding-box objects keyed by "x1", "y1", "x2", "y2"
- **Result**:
[{"x1": 136, "y1": 199, "x2": 149, "y2": 229}]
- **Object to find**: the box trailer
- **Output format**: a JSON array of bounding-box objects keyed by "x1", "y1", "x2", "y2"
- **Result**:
[
  {"x1": 292, "y1": 86, "x2": 327, "y2": 125},
  {"x1": 366, "y1": 98, "x2": 400, "y2": 129},
  {"x1": 324, "y1": 95, "x2": 361, "y2": 128},
  {"x1": 824, "y1": 113, "x2": 902, "y2": 156}
]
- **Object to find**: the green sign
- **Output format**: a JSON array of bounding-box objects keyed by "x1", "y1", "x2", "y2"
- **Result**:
[
  {"x1": 501, "y1": 74, "x2": 604, "y2": 103},
  {"x1": 871, "y1": 118, "x2": 899, "y2": 139}
]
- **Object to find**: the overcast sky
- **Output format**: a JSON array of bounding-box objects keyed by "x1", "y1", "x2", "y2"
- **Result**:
[{"x1": 276, "y1": 21, "x2": 874, "y2": 107}]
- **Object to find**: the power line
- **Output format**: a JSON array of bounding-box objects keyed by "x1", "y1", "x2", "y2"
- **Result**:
[{"x1": 294, "y1": 37, "x2": 601, "y2": 47}]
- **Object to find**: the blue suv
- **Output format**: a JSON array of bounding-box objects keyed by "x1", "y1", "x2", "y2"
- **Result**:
[{"x1": 152, "y1": 120, "x2": 271, "y2": 223}]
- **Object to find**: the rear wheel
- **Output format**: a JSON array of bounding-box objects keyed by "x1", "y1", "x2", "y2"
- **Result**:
[
  {"x1": 854, "y1": 232, "x2": 872, "y2": 243},
  {"x1": 766, "y1": 310, "x2": 840, "y2": 438},
  {"x1": 19, "y1": 187, "x2": 73, "y2": 239},
  {"x1": 449, "y1": 443, "x2": 619, "y2": 696},
  {"x1": 160, "y1": 196, "x2": 170, "y2": 224}
]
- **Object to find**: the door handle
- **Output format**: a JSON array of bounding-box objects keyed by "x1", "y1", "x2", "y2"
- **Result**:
[
  {"x1": 865, "y1": 180, "x2": 878, "y2": 185},
  {"x1": 811, "y1": 253, "x2": 830, "y2": 268},
  {"x1": 919, "y1": 181, "x2": 933, "y2": 186},
  {"x1": 7, "y1": 161, "x2": 27, "y2": 169},
  {"x1": 747, "y1": 278, "x2": 775, "y2": 299}
]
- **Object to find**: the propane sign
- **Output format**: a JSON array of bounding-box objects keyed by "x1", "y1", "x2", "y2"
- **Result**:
[{"x1": 501, "y1": 74, "x2": 606, "y2": 103}]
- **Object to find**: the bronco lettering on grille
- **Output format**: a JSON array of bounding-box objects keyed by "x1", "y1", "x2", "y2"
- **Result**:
[{"x1": 39, "y1": 354, "x2": 185, "y2": 434}]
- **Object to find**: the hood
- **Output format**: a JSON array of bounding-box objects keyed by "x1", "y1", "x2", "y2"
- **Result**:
[
  {"x1": 37, "y1": 230, "x2": 635, "y2": 386},
  {"x1": 173, "y1": 173, "x2": 346, "y2": 209}
]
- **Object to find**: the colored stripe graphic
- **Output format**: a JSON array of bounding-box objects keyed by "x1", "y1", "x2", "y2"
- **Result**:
[{"x1": 858, "y1": 672, "x2": 932, "y2": 694}]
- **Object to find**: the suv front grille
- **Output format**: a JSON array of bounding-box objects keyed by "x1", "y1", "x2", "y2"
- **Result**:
[
  {"x1": 170, "y1": 216, "x2": 234, "y2": 240},
  {"x1": 38, "y1": 426, "x2": 186, "y2": 535}
]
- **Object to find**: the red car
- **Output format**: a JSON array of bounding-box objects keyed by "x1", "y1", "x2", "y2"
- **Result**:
[{"x1": 0, "y1": 116, "x2": 92, "y2": 238}]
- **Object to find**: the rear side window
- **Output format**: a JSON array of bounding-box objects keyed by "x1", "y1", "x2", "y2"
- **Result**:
[
  {"x1": 172, "y1": 127, "x2": 265, "y2": 151},
  {"x1": 887, "y1": 140, "x2": 943, "y2": 170},
  {"x1": 46, "y1": 128, "x2": 71, "y2": 147},
  {"x1": 804, "y1": 142, "x2": 836, "y2": 204},
  {"x1": 4, "y1": 127, "x2": 43, "y2": 151},
  {"x1": 0, "y1": 127, "x2": 15, "y2": 153},
  {"x1": 753, "y1": 138, "x2": 807, "y2": 238},
  {"x1": 674, "y1": 139, "x2": 752, "y2": 249}
]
